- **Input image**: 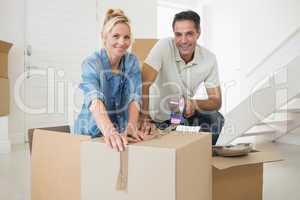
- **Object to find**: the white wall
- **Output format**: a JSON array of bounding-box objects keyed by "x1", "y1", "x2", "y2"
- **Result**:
[
  {"x1": 202, "y1": 0, "x2": 300, "y2": 113},
  {"x1": 202, "y1": 0, "x2": 241, "y2": 113},
  {"x1": 156, "y1": 0, "x2": 202, "y2": 39},
  {"x1": 155, "y1": 0, "x2": 211, "y2": 45},
  {"x1": 0, "y1": 0, "x2": 25, "y2": 149},
  {"x1": 97, "y1": 0, "x2": 157, "y2": 39},
  {"x1": 240, "y1": 0, "x2": 300, "y2": 99}
]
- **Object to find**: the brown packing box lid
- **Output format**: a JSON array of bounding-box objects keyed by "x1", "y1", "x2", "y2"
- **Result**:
[
  {"x1": 0, "y1": 40, "x2": 13, "y2": 53},
  {"x1": 131, "y1": 39, "x2": 158, "y2": 63},
  {"x1": 0, "y1": 40, "x2": 13, "y2": 78},
  {"x1": 28, "y1": 125, "x2": 70, "y2": 153},
  {"x1": 212, "y1": 143, "x2": 283, "y2": 170}
]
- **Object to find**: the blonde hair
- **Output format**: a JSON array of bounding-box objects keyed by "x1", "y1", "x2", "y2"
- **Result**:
[{"x1": 102, "y1": 9, "x2": 131, "y2": 41}]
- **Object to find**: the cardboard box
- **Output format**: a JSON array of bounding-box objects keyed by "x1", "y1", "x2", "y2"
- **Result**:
[
  {"x1": 212, "y1": 149, "x2": 282, "y2": 200},
  {"x1": 0, "y1": 40, "x2": 13, "y2": 78},
  {"x1": 27, "y1": 125, "x2": 70, "y2": 153},
  {"x1": 132, "y1": 39, "x2": 158, "y2": 66},
  {"x1": 0, "y1": 78, "x2": 9, "y2": 116},
  {"x1": 31, "y1": 129, "x2": 212, "y2": 200},
  {"x1": 81, "y1": 133, "x2": 212, "y2": 200},
  {"x1": 31, "y1": 130, "x2": 90, "y2": 200},
  {"x1": 30, "y1": 126, "x2": 282, "y2": 200}
]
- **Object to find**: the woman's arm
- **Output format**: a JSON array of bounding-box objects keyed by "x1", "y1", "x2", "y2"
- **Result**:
[
  {"x1": 123, "y1": 56, "x2": 143, "y2": 142},
  {"x1": 90, "y1": 99, "x2": 127, "y2": 151},
  {"x1": 80, "y1": 60, "x2": 127, "y2": 151}
]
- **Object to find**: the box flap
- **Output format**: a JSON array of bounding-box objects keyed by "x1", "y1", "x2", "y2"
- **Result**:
[
  {"x1": 28, "y1": 125, "x2": 71, "y2": 153},
  {"x1": 31, "y1": 129, "x2": 91, "y2": 200},
  {"x1": 131, "y1": 39, "x2": 158, "y2": 63},
  {"x1": 212, "y1": 150, "x2": 283, "y2": 170},
  {"x1": 93, "y1": 132, "x2": 210, "y2": 149},
  {"x1": 0, "y1": 40, "x2": 13, "y2": 53}
]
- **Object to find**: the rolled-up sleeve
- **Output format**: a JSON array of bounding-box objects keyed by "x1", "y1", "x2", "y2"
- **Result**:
[
  {"x1": 204, "y1": 56, "x2": 220, "y2": 88},
  {"x1": 79, "y1": 60, "x2": 105, "y2": 108}
]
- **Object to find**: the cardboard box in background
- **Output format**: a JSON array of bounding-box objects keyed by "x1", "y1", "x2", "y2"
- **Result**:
[
  {"x1": 31, "y1": 129, "x2": 212, "y2": 200},
  {"x1": 0, "y1": 40, "x2": 13, "y2": 78},
  {"x1": 132, "y1": 39, "x2": 158, "y2": 66},
  {"x1": 212, "y1": 149, "x2": 282, "y2": 200},
  {"x1": 0, "y1": 78, "x2": 9, "y2": 116}
]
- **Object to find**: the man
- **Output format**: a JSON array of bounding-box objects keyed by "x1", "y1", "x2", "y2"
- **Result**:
[{"x1": 140, "y1": 10, "x2": 224, "y2": 145}]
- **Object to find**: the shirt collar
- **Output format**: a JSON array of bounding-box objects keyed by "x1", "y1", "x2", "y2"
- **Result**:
[{"x1": 99, "y1": 48, "x2": 125, "y2": 80}]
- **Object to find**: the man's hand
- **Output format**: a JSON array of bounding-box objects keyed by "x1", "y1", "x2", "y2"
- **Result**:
[
  {"x1": 138, "y1": 114, "x2": 157, "y2": 136},
  {"x1": 184, "y1": 99, "x2": 196, "y2": 118},
  {"x1": 122, "y1": 124, "x2": 143, "y2": 144}
]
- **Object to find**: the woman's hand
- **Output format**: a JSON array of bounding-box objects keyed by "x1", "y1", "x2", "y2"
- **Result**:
[{"x1": 103, "y1": 129, "x2": 127, "y2": 152}]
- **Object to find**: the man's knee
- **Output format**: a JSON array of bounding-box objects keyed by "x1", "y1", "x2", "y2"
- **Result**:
[{"x1": 195, "y1": 111, "x2": 225, "y2": 136}]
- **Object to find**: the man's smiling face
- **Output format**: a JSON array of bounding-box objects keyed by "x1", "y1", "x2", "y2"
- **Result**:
[{"x1": 173, "y1": 20, "x2": 200, "y2": 62}]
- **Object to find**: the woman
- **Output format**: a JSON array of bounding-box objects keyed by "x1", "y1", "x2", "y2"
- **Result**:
[{"x1": 74, "y1": 9, "x2": 142, "y2": 152}]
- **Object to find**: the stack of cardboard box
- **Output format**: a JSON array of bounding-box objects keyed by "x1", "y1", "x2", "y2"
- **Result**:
[
  {"x1": 31, "y1": 129, "x2": 212, "y2": 200},
  {"x1": 30, "y1": 127, "x2": 281, "y2": 200},
  {"x1": 0, "y1": 40, "x2": 12, "y2": 116}
]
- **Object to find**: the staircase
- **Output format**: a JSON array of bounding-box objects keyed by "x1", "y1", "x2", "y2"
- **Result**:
[
  {"x1": 217, "y1": 24, "x2": 300, "y2": 146},
  {"x1": 217, "y1": 55, "x2": 300, "y2": 146}
]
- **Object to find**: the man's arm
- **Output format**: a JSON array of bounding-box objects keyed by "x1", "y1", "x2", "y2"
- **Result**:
[
  {"x1": 194, "y1": 86, "x2": 222, "y2": 111},
  {"x1": 185, "y1": 86, "x2": 222, "y2": 117}
]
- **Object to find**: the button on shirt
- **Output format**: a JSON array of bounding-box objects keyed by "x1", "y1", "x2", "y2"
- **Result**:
[
  {"x1": 144, "y1": 37, "x2": 220, "y2": 121},
  {"x1": 74, "y1": 49, "x2": 142, "y2": 137}
]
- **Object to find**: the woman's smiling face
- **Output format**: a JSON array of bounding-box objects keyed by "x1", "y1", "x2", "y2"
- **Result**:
[{"x1": 104, "y1": 23, "x2": 131, "y2": 58}]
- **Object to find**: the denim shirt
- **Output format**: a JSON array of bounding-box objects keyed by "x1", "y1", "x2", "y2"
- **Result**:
[{"x1": 74, "y1": 49, "x2": 142, "y2": 137}]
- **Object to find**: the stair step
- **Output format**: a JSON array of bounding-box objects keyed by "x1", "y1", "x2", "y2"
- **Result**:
[
  {"x1": 257, "y1": 113, "x2": 295, "y2": 125},
  {"x1": 277, "y1": 98, "x2": 300, "y2": 113},
  {"x1": 242, "y1": 125, "x2": 275, "y2": 137}
]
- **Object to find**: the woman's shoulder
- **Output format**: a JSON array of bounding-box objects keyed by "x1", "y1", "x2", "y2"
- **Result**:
[
  {"x1": 81, "y1": 51, "x2": 106, "y2": 75},
  {"x1": 82, "y1": 51, "x2": 102, "y2": 65}
]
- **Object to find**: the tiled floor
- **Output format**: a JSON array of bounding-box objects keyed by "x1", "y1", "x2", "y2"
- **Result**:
[{"x1": 0, "y1": 142, "x2": 300, "y2": 200}]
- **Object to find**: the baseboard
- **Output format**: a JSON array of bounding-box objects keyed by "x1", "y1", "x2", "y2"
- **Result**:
[{"x1": 0, "y1": 140, "x2": 11, "y2": 154}]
